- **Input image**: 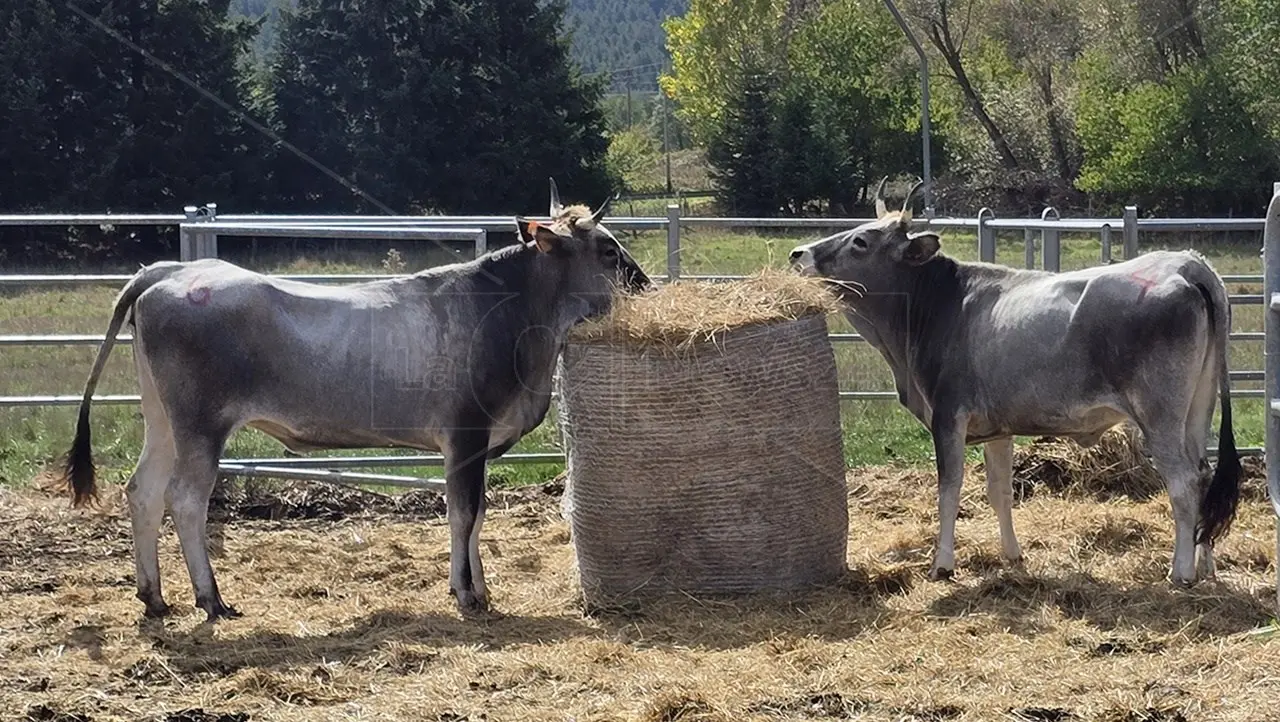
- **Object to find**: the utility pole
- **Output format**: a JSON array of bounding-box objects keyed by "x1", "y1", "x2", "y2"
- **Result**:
[{"x1": 881, "y1": 0, "x2": 934, "y2": 218}]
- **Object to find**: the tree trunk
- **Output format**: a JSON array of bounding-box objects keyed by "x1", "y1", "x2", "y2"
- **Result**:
[
  {"x1": 1035, "y1": 65, "x2": 1074, "y2": 182},
  {"x1": 927, "y1": 21, "x2": 1022, "y2": 170}
]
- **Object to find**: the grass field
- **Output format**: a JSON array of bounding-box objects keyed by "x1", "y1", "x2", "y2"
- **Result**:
[{"x1": 0, "y1": 222, "x2": 1269, "y2": 492}]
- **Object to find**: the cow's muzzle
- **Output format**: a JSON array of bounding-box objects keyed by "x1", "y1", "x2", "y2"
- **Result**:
[{"x1": 788, "y1": 246, "x2": 817, "y2": 276}]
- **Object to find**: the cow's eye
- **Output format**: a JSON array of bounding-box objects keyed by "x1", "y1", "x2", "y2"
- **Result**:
[
  {"x1": 851, "y1": 236, "x2": 869, "y2": 252},
  {"x1": 602, "y1": 245, "x2": 619, "y2": 262}
]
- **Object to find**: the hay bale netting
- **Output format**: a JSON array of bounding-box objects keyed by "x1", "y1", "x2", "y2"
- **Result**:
[{"x1": 555, "y1": 270, "x2": 850, "y2": 606}]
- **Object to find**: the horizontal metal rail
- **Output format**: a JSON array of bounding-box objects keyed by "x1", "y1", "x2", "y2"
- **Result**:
[
  {"x1": 216, "y1": 462, "x2": 445, "y2": 491},
  {"x1": 2, "y1": 330, "x2": 1270, "y2": 347},
  {"x1": 216, "y1": 445, "x2": 1262, "y2": 471},
  {"x1": 0, "y1": 214, "x2": 187, "y2": 226},
  {"x1": 1137, "y1": 218, "x2": 1265, "y2": 232},
  {"x1": 2, "y1": 271, "x2": 1266, "y2": 288},
  {"x1": 4, "y1": 212, "x2": 1273, "y2": 233},
  {"x1": 190, "y1": 223, "x2": 486, "y2": 242},
  {"x1": 985, "y1": 218, "x2": 1120, "y2": 232},
  {"x1": 217, "y1": 445, "x2": 1261, "y2": 472},
  {"x1": 220, "y1": 453, "x2": 565, "y2": 468},
  {"x1": 0, "y1": 394, "x2": 138, "y2": 406},
  {"x1": 2, "y1": 388, "x2": 1266, "y2": 408}
]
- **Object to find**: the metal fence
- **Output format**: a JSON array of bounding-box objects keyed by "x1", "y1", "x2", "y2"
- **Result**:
[
  {"x1": 0, "y1": 199, "x2": 1273, "y2": 489},
  {"x1": 1260, "y1": 186, "x2": 1280, "y2": 610}
]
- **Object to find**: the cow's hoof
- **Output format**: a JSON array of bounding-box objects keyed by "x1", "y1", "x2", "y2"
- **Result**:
[
  {"x1": 928, "y1": 566, "x2": 955, "y2": 582},
  {"x1": 454, "y1": 590, "x2": 492, "y2": 619},
  {"x1": 1004, "y1": 555, "x2": 1026, "y2": 570},
  {"x1": 1170, "y1": 576, "x2": 1197, "y2": 590},
  {"x1": 201, "y1": 601, "x2": 243, "y2": 623},
  {"x1": 141, "y1": 600, "x2": 171, "y2": 619},
  {"x1": 1195, "y1": 553, "x2": 1217, "y2": 582}
]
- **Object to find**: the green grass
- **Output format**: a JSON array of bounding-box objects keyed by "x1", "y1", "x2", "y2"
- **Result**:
[{"x1": 0, "y1": 225, "x2": 1269, "y2": 493}]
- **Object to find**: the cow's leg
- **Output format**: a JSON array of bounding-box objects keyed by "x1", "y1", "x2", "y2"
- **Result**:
[
  {"x1": 930, "y1": 415, "x2": 968, "y2": 581},
  {"x1": 127, "y1": 420, "x2": 176, "y2": 618},
  {"x1": 169, "y1": 431, "x2": 239, "y2": 621},
  {"x1": 468, "y1": 495, "x2": 488, "y2": 605},
  {"x1": 444, "y1": 426, "x2": 491, "y2": 616},
  {"x1": 983, "y1": 438, "x2": 1023, "y2": 565},
  {"x1": 128, "y1": 425, "x2": 176, "y2": 618},
  {"x1": 128, "y1": 345, "x2": 175, "y2": 618},
  {"x1": 1146, "y1": 431, "x2": 1201, "y2": 588},
  {"x1": 1187, "y1": 354, "x2": 1221, "y2": 583}
]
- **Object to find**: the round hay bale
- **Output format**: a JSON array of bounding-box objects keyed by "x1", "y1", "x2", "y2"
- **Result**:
[{"x1": 554, "y1": 271, "x2": 849, "y2": 606}]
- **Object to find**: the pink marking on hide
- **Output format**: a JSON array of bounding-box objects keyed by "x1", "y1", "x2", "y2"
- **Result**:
[
  {"x1": 1127, "y1": 269, "x2": 1162, "y2": 301},
  {"x1": 186, "y1": 286, "x2": 211, "y2": 306}
]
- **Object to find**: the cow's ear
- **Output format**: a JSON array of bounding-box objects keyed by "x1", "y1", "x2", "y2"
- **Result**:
[
  {"x1": 516, "y1": 217, "x2": 564, "y2": 253},
  {"x1": 902, "y1": 231, "x2": 940, "y2": 265}
]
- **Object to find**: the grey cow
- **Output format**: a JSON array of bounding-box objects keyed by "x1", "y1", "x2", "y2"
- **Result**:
[
  {"x1": 789, "y1": 178, "x2": 1241, "y2": 587},
  {"x1": 54, "y1": 180, "x2": 651, "y2": 622}
]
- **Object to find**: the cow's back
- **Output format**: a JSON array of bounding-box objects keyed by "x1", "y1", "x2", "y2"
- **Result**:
[
  {"x1": 129, "y1": 260, "x2": 460, "y2": 448},
  {"x1": 952, "y1": 251, "x2": 1214, "y2": 439},
  {"x1": 127, "y1": 258, "x2": 559, "y2": 454}
]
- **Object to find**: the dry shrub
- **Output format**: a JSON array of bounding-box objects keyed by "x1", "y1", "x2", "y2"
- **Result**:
[
  {"x1": 568, "y1": 268, "x2": 843, "y2": 352},
  {"x1": 1011, "y1": 424, "x2": 1165, "y2": 501}
]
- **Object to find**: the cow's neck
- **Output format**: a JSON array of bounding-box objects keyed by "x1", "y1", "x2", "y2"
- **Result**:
[
  {"x1": 845, "y1": 255, "x2": 969, "y2": 430},
  {"x1": 475, "y1": 247, "x2": 594, "y2": 387},
  {"x1": 472, "y1": 246, "x2": 580, "y2": 335}
]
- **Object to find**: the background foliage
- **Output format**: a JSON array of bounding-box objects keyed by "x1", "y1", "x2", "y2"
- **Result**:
[{"x1": 5, "y1": 0, "x2": 1280, "y2": 266}]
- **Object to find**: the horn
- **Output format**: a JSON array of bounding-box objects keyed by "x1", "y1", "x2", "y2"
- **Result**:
[
  {"x1": 900, "y1": 178, "x2": 925, "y2": 223},
  {"x1": 549, "y1": 177, "x2": 564, "y2": 217},
  {"x1": 590, "y1": 192, "x2": 618, "y2": 225},
  {"x1": 873, "y1": 176, "x2": 889, "y2": 218}
]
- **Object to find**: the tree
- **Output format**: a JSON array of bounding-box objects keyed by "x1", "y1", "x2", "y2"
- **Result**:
[
  {"x1": 786, "y1": 0, "x2": 924, "y2": 210},
  {"x1": 904, "y1": 0, "x2": 1022, "y2": 171},
  {"x1": 1075, "y1": 49, "x2": 1276, "y2": 214},
  {"x1": 705, "y1": 62, "x2": 784, "y2": 215},
  {"x1": 989, "y1": 0, "x2": 1083, "y2": 182},
  {"x1": 267, "y1": 0, "x2": 613, "y2": 216},
  {"x1": 659, "y1": 0, "x2": 803, "y2": 146},
  {"x1": 663, "y1": 0, "x2": 927, "y2": 214},
  {"x1": 0, "y1": 0, "x2": 271, "y2": 266}
]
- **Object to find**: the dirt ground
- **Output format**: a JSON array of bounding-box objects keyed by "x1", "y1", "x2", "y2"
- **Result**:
[{"x1": 2, "y1": 462, "x2": 1279, "y2": 722}]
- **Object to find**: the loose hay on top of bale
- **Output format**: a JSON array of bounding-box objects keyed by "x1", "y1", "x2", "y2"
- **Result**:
[
  {"x1": 555, "y1": 270, "x2": 850, "y2": 608},
  {"x1": 568, "y1": 267, "x2": 846, "y2": 351}
]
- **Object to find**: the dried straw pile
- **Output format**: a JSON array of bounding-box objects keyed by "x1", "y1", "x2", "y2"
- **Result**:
[
  {"x1": 3, "y1": 460, "x2": 1279, "y2": 721},
  {"x1": 556, "y1": 270, "x2": 850, "y2": 608},
  {"x1": 1011, "y1": 423, "x2": 1166, "y2": 501}
]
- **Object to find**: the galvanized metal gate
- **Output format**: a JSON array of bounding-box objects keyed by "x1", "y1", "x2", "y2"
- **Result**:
[{"x1": 1260, "y1": 186, "x2": 1280, "y2": 612}]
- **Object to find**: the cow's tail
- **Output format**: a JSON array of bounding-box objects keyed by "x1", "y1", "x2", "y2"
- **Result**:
[
  {"x1": 1189, "y1": 254, "x2": 1242, "y2": 547},
  {"x1": 57, "y1": 262, "x2": 181, "y2": 508}
]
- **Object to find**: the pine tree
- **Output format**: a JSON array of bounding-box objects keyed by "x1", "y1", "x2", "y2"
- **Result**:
[{"x1": 268, "y1": 0, "x2": 613, "y2": 216}]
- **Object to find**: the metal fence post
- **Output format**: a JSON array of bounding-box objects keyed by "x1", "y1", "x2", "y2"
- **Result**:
[
  {"x1": 200, "y1": 202, "x2": 218, "y2": 259},
  {"x1": 1123, "y1": 205, "x2": 1139, "y2": 260},
  {"x1": 474, "y1": 230, "x2": 488, "y2": 258},
  {"x1": 666, "y1": 203, "x2": 681, "y2": 281},
  {"x1": 1100, "y1": 224, "x2": 1113, "y2": 264},
  {"x1": 1040, "y1": 207, "x2": 1060, "y2": 272},
  {"x1": 179, "y1": 206, "x2": 199, "y2": 261},
  {"x1": 977, "y1": 208, "x2": 995, "y2": 263},
  {"x1": 1264, "y1": 182, "x2": 1280, "y2": 614}
]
